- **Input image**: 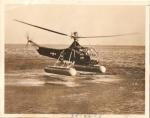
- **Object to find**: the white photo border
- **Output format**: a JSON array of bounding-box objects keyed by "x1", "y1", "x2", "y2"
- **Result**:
[{"x1": 0, "y1": 0, "x2": 149, "y2": 118}]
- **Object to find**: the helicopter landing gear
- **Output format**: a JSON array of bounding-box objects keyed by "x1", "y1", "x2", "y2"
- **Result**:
[{"x1": 44, "y1": 50, "x2": 77, "y2": 76}]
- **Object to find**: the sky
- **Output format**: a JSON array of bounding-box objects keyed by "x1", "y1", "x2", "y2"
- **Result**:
[{"x1": 5, "y1": 5, "x2": 145, "y2": 45}]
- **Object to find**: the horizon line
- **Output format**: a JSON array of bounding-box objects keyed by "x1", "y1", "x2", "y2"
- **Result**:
[{"x1": 5, "y1": 43, "x2": 145, "y2": 47}]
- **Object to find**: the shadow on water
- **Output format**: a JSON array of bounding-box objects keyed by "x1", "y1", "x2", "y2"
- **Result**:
[
  {"x1": 43, "y1": 73, "x2": 80, "y2": 87},
  {"x1": 6, "y1": 69, "x2": 124, "y2": 88},
  {"x1": 39, "y1": 71, "x2": 125, "y2": 87}
]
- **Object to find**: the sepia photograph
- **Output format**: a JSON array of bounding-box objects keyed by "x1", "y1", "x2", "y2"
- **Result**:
[{"x1": 2, "y1": 2, "x2": 148, "y2": 117}]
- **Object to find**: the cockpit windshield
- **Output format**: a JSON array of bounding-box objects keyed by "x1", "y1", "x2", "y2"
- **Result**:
[
  {"x1": 87, "y1": 48, "x2": 97, "y2": 56},
  {"x1": 84, "y1": 48, "x2": 99, "y2": 61}
]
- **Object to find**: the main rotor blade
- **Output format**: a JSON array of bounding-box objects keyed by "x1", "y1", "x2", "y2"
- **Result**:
[
  {"x1": 76, "y1": 33, "x2": 138, "y2": 38},
  {"x1": 14, "y1": 19, "x2": 70, "y2": 37}
]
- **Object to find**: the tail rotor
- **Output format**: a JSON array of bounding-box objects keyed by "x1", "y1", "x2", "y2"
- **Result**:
[
  {"x1": 24, "y1": 32, "x2": 39, "y2": 49},
  {"x1": 25, "y1": 32, "x2": 33, "y2": 48}
]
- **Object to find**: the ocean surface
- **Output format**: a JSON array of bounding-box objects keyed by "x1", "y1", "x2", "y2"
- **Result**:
[{"x1": 5, "y1": 44, "x2": 145, "y2": 114}]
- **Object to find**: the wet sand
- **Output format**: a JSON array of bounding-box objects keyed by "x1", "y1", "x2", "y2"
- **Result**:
[{"x1": 5, "y1": 45, "x2": 145, "y2": 114}]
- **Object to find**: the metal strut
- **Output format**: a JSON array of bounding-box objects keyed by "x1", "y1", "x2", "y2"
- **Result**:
[
  {"x1": 54, "y1": 50, "x2": 65, "y2": 66},
  {"x1": 54, "y1": 49, "x2": 75, "y2": 68}
]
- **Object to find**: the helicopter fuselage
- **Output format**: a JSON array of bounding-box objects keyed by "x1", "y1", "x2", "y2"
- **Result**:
[{"x1": 37, "y1": 40, "x2": 99, "y2": 66}]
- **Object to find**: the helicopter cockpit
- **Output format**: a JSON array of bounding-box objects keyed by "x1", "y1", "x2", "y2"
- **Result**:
[{"x1": 77, "y1": 47, "x2": 99, "y2": 65}]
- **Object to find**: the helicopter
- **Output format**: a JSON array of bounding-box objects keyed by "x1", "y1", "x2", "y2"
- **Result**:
[{"x1": 15, "y1": 20, "x2": 136, "y2": 76}]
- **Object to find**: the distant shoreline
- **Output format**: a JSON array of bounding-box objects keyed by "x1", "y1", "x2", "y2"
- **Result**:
[{"x1": 5, "y1": 43, "x2": 145, "y2": 47}]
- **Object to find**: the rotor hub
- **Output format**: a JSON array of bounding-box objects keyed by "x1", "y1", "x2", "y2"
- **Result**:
[{"x1": 71, "y1": 32, "x2": 79, "y2": 41}]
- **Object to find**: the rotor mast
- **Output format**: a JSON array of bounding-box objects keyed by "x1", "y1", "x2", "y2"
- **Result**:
[
  {"x1": 71, "y1": 32, "x2": 78, "y2": 41},
  {"x1": 70, "y1": 32, "x2": 81, "y2": 48}
]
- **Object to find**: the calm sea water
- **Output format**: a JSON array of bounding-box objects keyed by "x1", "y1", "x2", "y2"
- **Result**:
[{"x1": 5, "y1": 44, "x2": 145, "y2": 114}]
